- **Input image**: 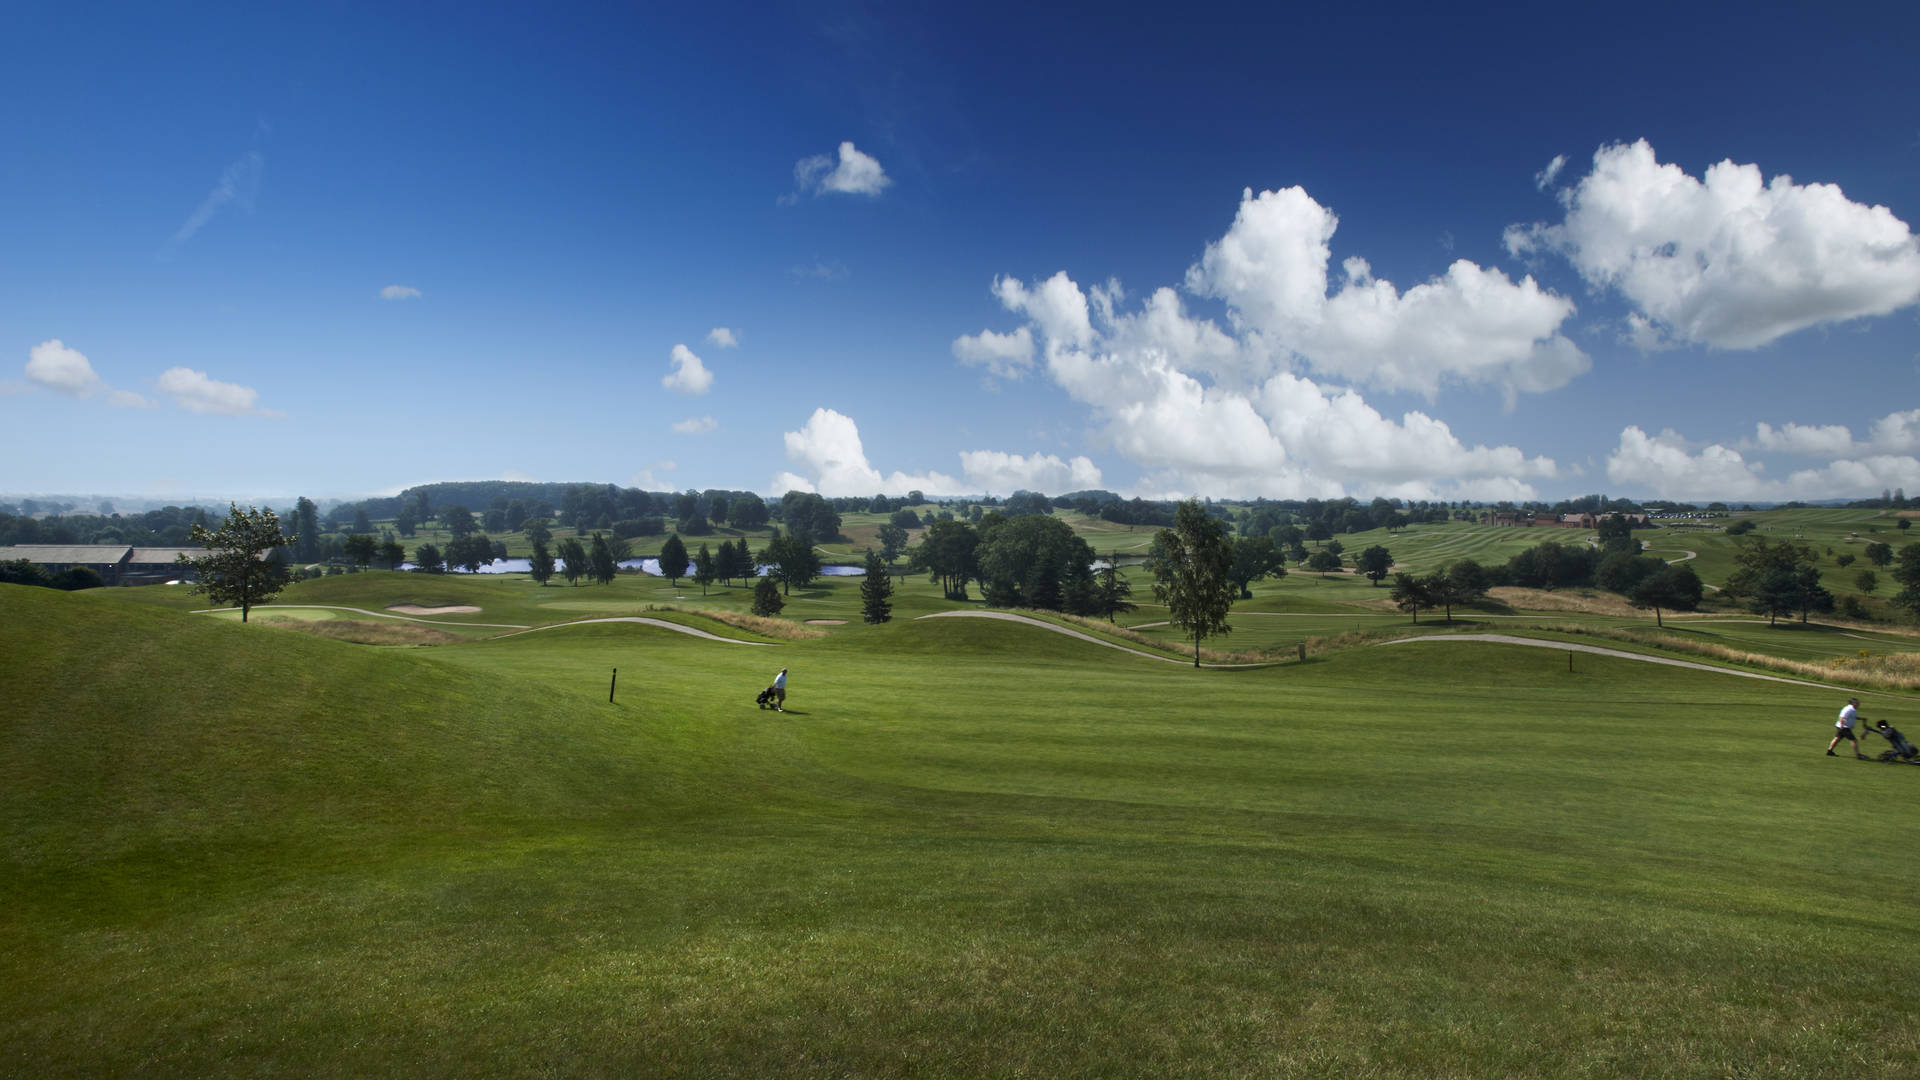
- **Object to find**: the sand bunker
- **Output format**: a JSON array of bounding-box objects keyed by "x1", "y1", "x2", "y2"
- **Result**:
[
  {"x1": 388, "y1": 604, "x2": 481, "y2": 615},
  {"x1": 805, "y1": 619, "x2": 847, "y2": 625}
]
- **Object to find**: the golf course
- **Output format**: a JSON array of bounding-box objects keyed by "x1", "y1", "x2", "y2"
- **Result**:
[{"x1": 5, "y1": 514, "x2": 1920, "y2": 1078}]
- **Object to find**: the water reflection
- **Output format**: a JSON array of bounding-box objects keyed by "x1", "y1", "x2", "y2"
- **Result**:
[{"x1": 398, "y1": 557, "x2": 866, "y2": 576}]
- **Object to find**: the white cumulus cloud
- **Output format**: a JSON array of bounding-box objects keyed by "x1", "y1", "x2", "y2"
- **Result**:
[
  {"x1": 1750, "y1": 409, "x2": 1920, "y2": 457},
  {"x1": 1186, "y1": 186, "x2": 1587, "y2": 398},
  {"x1": 1508, "y1": 139, "x2": 1920, "y2": 349},
  {"x1": 662, "y1": 344, "x2": 713, "y2": 396},
  {"x1": 776, "y1": 407, "x2": 960, "y2": 496},
  {"x1": 25, "y1": 339, "x2": 149, "y2": 407},
  {"x1": 671, "y1": 416, "x2": 717, "y2": 435},
  {"x1": 792, "y1": 141, "x2": 891, "y2": 198},
  {"x1": 958, "y1": 450, "x2": 1102, "y2": 494},
  {"x1": 706, "y1": 327, "x2": 739, "y2": 348},
  {"x1": 156, "y1": 366, "x2": 279, "y2": 417},
  {"x1": 951, "y1": 325, "x2": 1035, "y2": 380},
  {"x1": 380, "y1": 285, "x2": 422, "y2": 300},
  {"x1": 963, "y1": 262, "x2": 1563, "y2": 501},
  {"x1": 1607, "y1": 425, "x2": 1920, "y2": 501}
]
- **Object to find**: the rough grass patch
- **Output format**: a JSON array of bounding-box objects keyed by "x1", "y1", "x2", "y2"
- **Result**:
[
  {"x1": 281, "y1": 620, "x2": 465, "y2": 647},
  {"x1": 648, "y1": 605, "x2": 826, "y2": 640}
]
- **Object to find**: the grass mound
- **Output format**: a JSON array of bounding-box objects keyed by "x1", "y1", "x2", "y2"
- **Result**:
[{"x1": 6, "y1": 580, "x2": 1920, "y2": 1077}]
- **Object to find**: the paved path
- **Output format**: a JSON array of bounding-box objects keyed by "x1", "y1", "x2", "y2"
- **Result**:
[
  {"x1": 916, "y1": 610, "x2": 1268, "y2": 667},
  {"x1": 495, "y1": 616, "x2": 776, "y2": 645},
  {"x1": 1375, "y1": 633, "x2": 1841, "y2": 689}
]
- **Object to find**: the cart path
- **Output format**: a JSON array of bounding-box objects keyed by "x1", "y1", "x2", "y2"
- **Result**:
[
  {"x1": 917, "y1": 609, "x2": 1270, "y2": 667},
  {"x1": 494, "y1": 617, "x2": 777, "y2": 644},
  {"x1": 194, "y1": 604, "x2": 532, "y2": 629},
  {"x1": 1375, "y1": 633, "x2": 1843, "y2": 689}
]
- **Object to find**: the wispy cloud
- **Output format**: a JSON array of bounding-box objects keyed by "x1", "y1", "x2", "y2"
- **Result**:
[
  {"x1": 166, "y1": 151, "x2": 265, "y2": 253},
  {"x1": 1534, "y1": 153, "x2": 1567, "y2": 190},
  {"x1": 789, "y1": 259, "x2": 849, "y2": 281},
  {"x1": 781, "y1": 141, "x2": 891, "y2": 204},
  {"x1": 706, "y1": 327, "x2": 739, "y2": 348},
  {"x1": 672, "y1": 416, "x2": 717, "y2": 434},
  {"x1": 379, "y1": 284, "x2": 423, "y2": 300}
]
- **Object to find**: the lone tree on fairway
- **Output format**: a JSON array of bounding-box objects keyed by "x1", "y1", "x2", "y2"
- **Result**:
[
  {"x1": 179, "y1": 503, "x2": 293, "y2": 623},
  {"x1": 751, "y1": 574, "x2": 784, "y2": 616},
  {"x1": 1630, "y1": 564, "x2": 1704, "y2": 627},
  {"x1": 1147, "y1": 499, "x2": 1235, "y2": 666},
  {"x1": 1356, "y1": 545, "x2": 1394, "y2": 586},
  {"x1": 860, "y1": 549, "x2": 893, "y2": 623},
  {"x1": 1390, "y1": 571, "x2": 1432, "y2": 623},
  {"x1": 1227, "y1": 534, "x2": 1286, "y2": 599}
]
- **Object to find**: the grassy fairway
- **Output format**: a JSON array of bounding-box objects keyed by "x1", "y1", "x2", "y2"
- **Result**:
[{"x1": 5, "y1": 580, "x2": 1920, "y2": 1077}]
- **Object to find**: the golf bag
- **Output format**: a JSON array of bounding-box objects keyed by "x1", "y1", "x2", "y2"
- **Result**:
[
  {"x1": 1869, "y1": 724, "x2": 1917, "y2": 762},
  {"x1": 756, "y1": 686, "x2": 778, "y2": 709}
]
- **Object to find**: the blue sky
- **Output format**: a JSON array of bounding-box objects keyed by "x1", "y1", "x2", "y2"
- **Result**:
[{"x1": 4, "y1": 2, "x2": 1918, "y2": 506}]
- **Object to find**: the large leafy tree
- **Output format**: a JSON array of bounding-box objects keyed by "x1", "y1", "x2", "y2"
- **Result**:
[
  {"x1": 1146, "y1": 499, "x2": 1236, "y2": 667},
  {"x1": 447, "y1": 533, "x2": 493, "y2": 573},
  {"x1": 1889, "y1": 544, "x2": 1920, "y2": 619},
  {"x1": 1726, "y1": 537, "x2": 1827, "y2": 625},
  {"x1": 909, "y1": 519, "x2": 979, "y2": 600},
  {"x1": 758, "y1": 528, "x2": 820, "y2": 596},
  {"x1": 974, "y1": 513, "x2": 1094, "y2": 611},
  {"x1": 1355, "y1": 545, "x2": 1394, "y2": 587},
  {"x1": 860, "y1": 549, "x2": 893, "y2": 624},
  {"x1": 530, "y1": 537, "x2": 555, "y2": 586},
  {"x1": 1446, "y1": 559, "x2": 1492, "y2": 606},
  {"x1": 1630, "y1": 564, "x2": 1704, "y2": 627},
  {"x1": 342, "y1": 533, "x2": 377, "y2": 569},
  {"x1": 414, "y1": 543, "x2": 444, "y2": 574},
  {"x1": 657, "y1": 533, "x2": 689, "y2": 586},
  {"x1": 442, "y1": 504, "x2": 475, "y2": 539},
  {"x1": 589, "y1": 532, "x2": 618, "y2": 585},
  {"x1": 729, "y1": 495, "x2": 770, "y2": 531},
  {"x1": 1389, "y1": 571, "x2": 1432, "y2": 623},
  {"x1": 180, "y1": 504, "x2": 293, "y2": 622},
  {"x1": 556, "y1": 537, "x2": 587, "y2": 585},
  {"x1": 877, "y1": 523, "x2": 910, "y2": 570},
  {"x1": 1228, "y1": 535, "x2": 1288, "y2": 598}
]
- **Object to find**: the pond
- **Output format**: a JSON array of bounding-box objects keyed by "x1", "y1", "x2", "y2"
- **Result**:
[{"x1": 398, "y1": 557, "x2": 867, "y2": 576}]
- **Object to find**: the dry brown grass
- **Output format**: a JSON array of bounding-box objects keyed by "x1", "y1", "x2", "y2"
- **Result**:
[
  {"x1": 286, "y1": 620, "x2": 466, "y2": 647},
  {"x1": 648, "y1": 605, "x2": 826, "y2": 641},
  {"x1": 1487, "y1": 586, "x2": 1642, "y2": 616},
  {"x1": 1519, "y1": 622, "x2": 1920, "y2": 693}
]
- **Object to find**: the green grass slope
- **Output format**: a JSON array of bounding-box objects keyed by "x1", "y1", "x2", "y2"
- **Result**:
[{"x1": 4, "y1": 581, "x2": 1920, "y2": 1077}]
